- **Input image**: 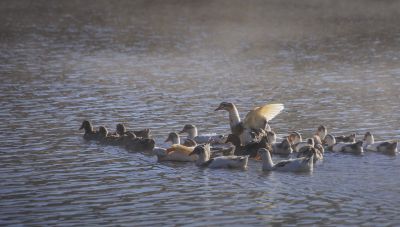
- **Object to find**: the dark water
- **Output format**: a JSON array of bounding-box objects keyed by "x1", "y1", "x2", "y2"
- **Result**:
[{"x1": 1, "y1": 1, "x2": 400, "y2": 226}]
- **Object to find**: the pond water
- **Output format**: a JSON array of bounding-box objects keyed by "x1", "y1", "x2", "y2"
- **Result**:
[{"x1": 1, "y1": 1, "x2": 400, "y2": 226}]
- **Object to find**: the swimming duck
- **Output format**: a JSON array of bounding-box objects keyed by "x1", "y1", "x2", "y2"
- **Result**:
[
  {"x1": 189, "y1": 144, "x2": 249, "y2": 169},
  {"x1": 115, "y1": 123, "x2": 152, "y2": 139},
  {"x1": 121, "y1": 130, "x2": 155, "y2": 151},
  {"x1": 155, "y1": 144, "x2": 198, "y2": 162},
  {"x1": 272, "y1": 138, "x2": 293, "y2": 155},
  {"x1": 297, "y1": 145, "x2": 323, "y2": 163},
  {"x1": 363, "y1": 132, "x2": 398, "y2": 155},
  {"x1": 335, "y1": 133, "x2": 356, "y2": 143},
  {"x1": 258, "y1": 148, "x2": 314, "y2": 172},
  {"x1": 98, "y1": 126, "x2": 121, "y2": 146},
  {"x1": 79, "y1": 120, "x2": 100, "y2": 140},
  {"x1": 324, "y1": 134, "x2": 363, "y2": 154},
  {"x1": 165, "y1": 132, "x2": 198, "y2": 147},
  {"x1": 215, "y1": 102, "x2": 284, "y2": 145},
  {"x1": 288, "y1": 131, "x2": 302, "y2": 146},
  {"x1": 293, "y1": 138, "x2": 314, "y2": 153},
  {"x1": 179, "y1": 124, "x2": 226, "y2": 144}
]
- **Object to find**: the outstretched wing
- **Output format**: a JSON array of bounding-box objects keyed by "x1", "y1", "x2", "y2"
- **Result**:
[{"x1": 243, "y1": 103, "x2": 284, "y2": 129}]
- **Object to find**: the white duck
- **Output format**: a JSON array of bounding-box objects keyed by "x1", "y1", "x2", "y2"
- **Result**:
[
  {"x1": 189, "y1": 144, "x2": 248, "y2": 169},
  {"x1": 363, "y1": 132, "x2": 398, "y2": 155},
  {"x1": 215, "y1": 102, "x2": 284, "y2": 145},
  {"x1": 179, "y1": 124, "x2": 226, "y2": 144},
  {"x1": 258, "y1": 148, "x2": 314, "y2": 172},
  {"x1": 324, "y1": 134, "x2": 363, "y2": 154}
]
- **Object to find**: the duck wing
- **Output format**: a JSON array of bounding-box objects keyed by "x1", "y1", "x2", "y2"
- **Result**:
[
  {"x1": 243, "y1": 104, "x2": 284, "y2": 130},
  {"x1": 166, "y1": 144, "x2": 194, "y2": 155},
  {"x1": 274, "y1": 160, "x2": 292, "y2": 168}
]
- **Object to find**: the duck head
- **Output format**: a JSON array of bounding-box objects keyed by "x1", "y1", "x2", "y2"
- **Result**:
[
  {"x1": 179, "y1": 124, "x2": 198, "y2": 139},
  {"x1": 288, "y1": 131, "x2": 302, "y2": 145},
  {"x1": 363, "y1": 132, "x2": 374, "y2": 145},
  {"x1": 165, "y1": 132, "x2": 180, "y2": 144},
  {"x1": 116, "y1": 124, "x2": 126, "y2": 136},
  {"x1": 324, "y1": 134, "x2": 336, "y2": 146},
  {"x1": 316, "y1": 125, "x2": 327, "y2": 139},
  {"x1": 80, "y1": 120, "x2": 94, "y2": 133},
  {"x1": 215, "y1": 102, "x2": 235, "y2": 111},
  {"x1": 98, "y1": 126, "x2": 108, "y2": 138},
  {"x1": 189, "y1": 144, "x2": 211, "y2": 164}
]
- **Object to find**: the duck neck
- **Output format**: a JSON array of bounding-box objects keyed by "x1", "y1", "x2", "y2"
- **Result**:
[
  {"x1": 173, "y1": 136, "x2": 181, "y2": 145},
  {"x1": 187, "y1": 128, "x2": 198, "y2": 139},
  {"x1": 196, "y1": 151, "x2": 209, "y2": 166},
  {"x1": 261, "y1": 152, "x2": 274, "y2": 171},
  {"x1": 228, "y1": 105, "x2": 241, "y2": 132}
]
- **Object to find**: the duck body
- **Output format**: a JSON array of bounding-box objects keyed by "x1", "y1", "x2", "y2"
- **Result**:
[
  {"x1": 331, "y1": 141, "x2": 363, "y2": 154},
  {"x1": 190, "y1": 144, "x2": 248, "y2": 169},
  {"x1": 335, "y1": 134, "x2": 356, "y2": 143},
  {"x1": 80, "y1": 120, "x2": 101, "y2": 140},
  {"x1": 258, "y1": 148, "x2": 313, "y2": 172},
  {"x1": 156, "y1": 144, "x2": 197, "y2": 162},
  {"x1": 272, "y1": 138, "x2": 293, "y2": 155}
]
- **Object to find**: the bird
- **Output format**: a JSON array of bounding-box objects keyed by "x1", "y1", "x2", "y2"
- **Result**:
[
  {"x1": 79, "y1": 120, "x2": 101, "y2": 140},
  {"x1": 189, "y1": 144, "x2": 248, "y2": 169},
  {"x1": 363, "y1": 132, "x2": 398, "y2": 155},
  {"x1": 179, "y1": 124, "x2": 226, "y2": 144},
  {"x1": 215, "y1": 102, "x2": 284, "y2": 145},
  {"x1": 258, "y1": 148, "x2": 314, "y2": 172}
]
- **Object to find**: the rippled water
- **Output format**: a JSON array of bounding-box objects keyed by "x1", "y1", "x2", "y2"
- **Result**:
[{"x1": 1, "y1": 1, "x2": 400, "y2": 226}]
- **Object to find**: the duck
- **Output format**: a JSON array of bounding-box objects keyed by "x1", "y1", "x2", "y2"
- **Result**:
[
  {"x1": 215, "y1": 102, "x2": 284, "y2": 145},
  {"x1": 324, "y1": 134, "x2": 363, "y2": 154},
  {"x1": 323, "y1": 134, "x2": 336, "y2": 151},
  {"x1": 155, "y1": 143, "x2": 198, "y2": 162},
  {"x1": 224, "y1": 133, "x2": 270, "y2": 158},
  {"x1": 272, "y1": 138, "x2": 293, "y2": 155},
  {"x1": 288, "y1": 131, "x2": 302, "y2": 146},
  {"x1": 98, "y1": 126, "x2": 121, "y2": 146},
  {"x1": 258, "y1": 148, "x2": 314, "y2": 172},
  {"x1": 79, "y1": 120, "x2": 101, "y2": 140},
  {"x1": 312, "y1": 125, "x2": 327, "y2": 146},
  {"x1": 179, "y1": 124, "x2": 226, "y2": 144},
  {"x1": 115, "y1": 123, "x2": 152, "y2": 139},
  {"x1": 363, "y1": 132, "x2": 398, "y2": 155},
  {"x1": 297, "y1": 145, "x2": 323, "y2": 163},
  {"x1": 165, "y1": 132, "x2": 198, "y2": 147},
  {"x1": 189, "y1": 144, "x2": 248, "y2": 169},
  {"x1": 120, "y1": 130, "x2": 155, "y2": 151},
  {"x1": 293, "y1": 138, "x2": 314, "y2": 153}
]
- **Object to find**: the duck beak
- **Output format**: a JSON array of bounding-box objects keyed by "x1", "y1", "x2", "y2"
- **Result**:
[{"x1": 214, "y1": 106, "x2": 223, "y2": 111}]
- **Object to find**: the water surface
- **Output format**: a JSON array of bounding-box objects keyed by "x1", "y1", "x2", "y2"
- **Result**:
[{"x1": 1, "y1": 1, "x2": 400, "y2": 226}]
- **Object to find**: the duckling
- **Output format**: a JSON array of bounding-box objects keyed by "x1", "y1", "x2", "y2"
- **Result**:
[
  {"x1": 179, "y1": 124, "x2": 226, "y2": 144},
  {"x1": 215, "y1": 102, "x2": 284, "y2": 145},
  {"x1": 297, "y1": 146, "x2": 323, "y2": 163},
  {"x1": 98, "y1": 126, "x2": 120, "y2": 146},
  {"x1": 335, "y1": 133, "x2": 356, "y2": 143},
  {"x1": 116, "y1": 123, "x2": 151, "y2": 139},
  {"x1": 258, "y1": 148, "x2": 314, "y2": 172},
  {"x1": 189, "y1": 144, "x2": 248, "y2": 169},
  {"x1": 363, "y1": 132, "x2": 398, "y2": 155},
  {"x1": 79, "y1": 120, "x2": 100, "y2": 140},
  {"x1": 272, "y1": 138, "x2": 293, "y2": 155},
  {"x1": 165, "y1": 132, "x2": 198, "y2": 147},
  {"x1": 155, "y1": 144, "x2": 198, "y2": 162},
  {"x1": 333, "y1": 141, "x2": 364, "y2": 154}
]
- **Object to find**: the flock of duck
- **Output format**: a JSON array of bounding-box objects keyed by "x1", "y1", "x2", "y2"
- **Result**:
[{"x1": 80, "y1": 102, "x2": 398, "y2": 172}]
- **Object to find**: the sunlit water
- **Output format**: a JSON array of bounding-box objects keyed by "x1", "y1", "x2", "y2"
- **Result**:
[{"x1": 1, "y1": 1, "x2": 400, "y2": 226}]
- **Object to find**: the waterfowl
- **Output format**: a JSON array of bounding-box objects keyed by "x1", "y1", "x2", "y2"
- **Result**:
[
  {"x1": 332, "y1": 141, "x2": 364, "y2": 154},
  {"x1": 314, "y1": 125, "x2": 327, "y2": 144},
  {"x1": 179, "y1": 124, "x2": 226, "y2": 144},
  {"x1": 335, "y1": 133, "x2": 356, "y2": 143},
  {"x1": 293, "y1": 138, "x2": 314, "y2": 153},
  {"x1": 155, "y1": 144, "x2": 197, "y2": 162},
  {"x1": 363, "y1": 132, "x2": 398, "y2": 155},
  {"x1": 215, "y1": 102, "x2": 284, "y2": 145},
  {"x1": 121, "y1": 130, "x2": 155, "y2": 151},
  {"x1": 165, "y1": 132, "x2": 198, "y2": 147},
  {"x1": 297, "y1": 146, "x2": 323, "y2": 163},
  {"x1": 288, "y1": 131, "x2": 302, "y2": 145},
  {"x1": 189, "y1": 144, "x2": 248, "y2": 169},
  {"x1": 98, "y1": 126, "x2": 120, "y2": 146},
  {"x1": 258, "y1": 148, "x2": 314, "y2": 172},
  {"x1": 116, "y1": 123, "x2": 151, "y2": 139},
  {"x1": 79, "y1": 120, "x2": 100, "y2": 140},
  {"x1": 272, "y1": 138, "x2": 293, "y2": 155},
  {"x1": 224, "y1": 133, "x2": 269, "y2": 158},
  {"x1": 323, "y1": 134, "x2": 336, "y2": 151}
]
